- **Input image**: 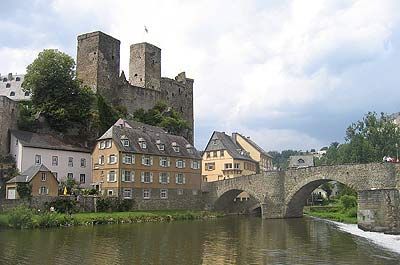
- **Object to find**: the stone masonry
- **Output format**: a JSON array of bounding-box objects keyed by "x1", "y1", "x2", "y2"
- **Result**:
[
  {"x1": 204, "y1": 163, "x2": 400, "y2": 234},
  {"x1": 76, "y1": 31, "x2": 194, "y2": 144},
  {"x1": 0, "y1": 96, "x2": 18, "y2": 156}
]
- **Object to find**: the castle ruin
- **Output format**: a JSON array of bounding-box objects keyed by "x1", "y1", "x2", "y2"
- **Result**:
[{"x1": 76, "y1": 31, "x2": 194, "y2": 143}]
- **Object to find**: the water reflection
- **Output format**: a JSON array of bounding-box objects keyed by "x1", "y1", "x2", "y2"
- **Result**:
[{"x1": 0, "y1": 217, "x2": 399, "y2": 265}]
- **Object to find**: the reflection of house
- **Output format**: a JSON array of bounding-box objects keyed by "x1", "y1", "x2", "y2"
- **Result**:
[
  {"x1": 288, "y1": 155, "x2": 314, "y2": 169},
  {"x1": 232, "y1": 133, "x2": 273, "y2": 172},
  {"x1": 9, "y1": 130, "x2": 92, "y2": 187},
  {"x1": 91, "y1": 119, "x2": 202, "y2": 199},
  {"x1": 6, "y1": 164, "x2": 58, "y2": 199},
  {"x1": 202, "y1": 131, "x2": 258, "y2": 182}
]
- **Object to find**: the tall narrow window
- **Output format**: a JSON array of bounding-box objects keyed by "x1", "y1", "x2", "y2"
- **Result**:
[
  {"x1": 68, "y1": 157, "x2": 73, "y2": 167},
  {"x1": 52, "y1": 156, "x2": 58, "y2": 166},
  {"x1": 35, "y1": 155, "x2": 41, "y2": 165}
]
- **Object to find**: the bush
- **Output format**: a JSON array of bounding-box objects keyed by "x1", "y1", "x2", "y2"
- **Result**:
[
  {"x1": 36, "y1": 212, "x2": 62, "y2": 228},
  {"x1": 46, "y1": 198, "x2": 77, "y2": 214},
  {"x1": 346, "y1": 207, "x2": 357, "y2": 218},
  {"x1": 8, "y1": 206, "x2": 34, "y2": 229},
  {"x1": 96, "y1": 198, "x2": 134, "y2": 212},
  {"x1": 340, "y1": 195, "x2": 357, "y2": 210}
]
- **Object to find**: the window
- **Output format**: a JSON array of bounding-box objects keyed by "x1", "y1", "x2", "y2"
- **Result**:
[
  {"x1": 108, "y1": 154, "x2": 117, "y2": 164},
  {"x1": 160, "y1": 189, "x2": 168, "y2": 199},
  {"x1": 122, "y1": 139, "x2": 130, "y2": 147},
  {"x1": 122, "y1": 154, "x2": 134, "y2": 164},
  {"x1": 191, "y1": 160, "x2": 200, "y2": 169},
  {"x1": 205, "y1": 162, "x2": 215, "y2": 171},
  {"x1": 35, "y1": 155, "x2": 41, "y2": 165},
  {"x1": 39, "y1": 187, "x2": 48, "y2": 195},
  {"x1": 298, "y1": 158, "x2": 305, "y2": 164},
  {"x1": 143, "y1": 189, "x2": 151, "y2": 199},
  {"x1": 99, "y1": 141, "x2": 105, "y2": 149},
  {"x1": 177, "y1": 189, "x2": 183, "y2": 195},
  {"x1": 67, "y1": 173, "x2": 73, "y2": 179},
  {"x1": 206, "y1": 152, "x2": 210, "y2": 158},
  {"x1": 176, "y1": 159, "x2": 185, "y2": 168},
  {"x1": 52, "y1": 156, "x2": 58, "y2": 166},
  {"x1": 192, "y1": 190, "x2": 198, "y2": 195},
  {"x1": 24, "y1": 91, "x2": 30, "y2": 97},
  {"x1": 157, "y1": 144, "x2": 165, "y2": 151},
  {"x1": 141, "y1": 172, "x2": 153, "y2": 183},
  {"x1": 81, "y1": 158, "x2": 86, "y2": 167},
  {"x1": 234, "y1": 163, "x2": 240, "y2": 169},
  {"x1": 6, "y1": 83, "x2": 11, "y2": 88},
  {"x1": 15, "y1": 139, "x2": 18, "y2": 146},
  {"x1": 159, "y1": 157, "x2": 169, "y2": 167},
  {"x1": 99, "y1": 155, "x2": 105, "y2": 165},
  {"x1": 224, "y1": 163, "x2": 233, "y2": 169},
  {"x1": 175, "y1": 173, "x2": 185, "y2": 184},
  {"x1": 2, "y1": 78, "x2": 6, "y2": 82},
  {"x1": 213, "y1": 151, "x2": 218, "y2": 157},
  {"x1": 220, "y1": 150, "x2": 225, "y2": 157},
  {"x1": 16, "y1": 77, "x2": 20, "y2": 81},
  {"x1": 108, "y1": 190, "x2": 114, "y2": 196},
  {"x1": 173, "y1": 146, "x2": 180, "y2": 152},
  {"x1": 141, "y1": 155, "x2": 153, "y2": 166},
  {"x1": 212, "y1": 139, "x2": 217, "y2": 145},
  {"x1": 107, "y1": 171, "x2": 116, "y2": 182},
  {"x1": 41, "y1": 173, "x2": 46, "y2": 181},
  {"x1": 123, "y1": 189, "x2": 132, "y2": 199},
  {"x1": 68, "y1": 157, "x2": 73, "y2": 167},
  {"x1": 105, "y1": 140, "x2": 112, "y2": 148},
  {"x1": 80, "y1": 174, "x2": 86, "y2": 184},
  {"x1": 139, "y1": 138, "x2": 147, "y2": 149},
  {"x1": 122, "y1": 170, "x2": 134, "y2": 182},
  {"x1": 159, "y1": 172, "x2": 169, "y2": 184}
]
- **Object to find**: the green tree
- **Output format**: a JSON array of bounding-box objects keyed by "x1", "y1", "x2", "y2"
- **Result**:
[
  {"x1": 132, "y1": 101, "x2": 189, "y2": 135},
  {"x1": 22, "y1": 49, "x2": 94, "y2": 132},
  {"x1": 16, "y1": 183, "x2": 32, "y2": 199}
]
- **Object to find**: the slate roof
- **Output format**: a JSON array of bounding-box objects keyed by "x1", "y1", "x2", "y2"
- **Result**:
[
  {"x1": 233, "y1": 133, "x2": 273, "y2": 158},
  {"x1": 204, "y1": 131, "x2": 255, "y2": 162},
  {"x1": 10, "y1": 130, "x2": 91, "y2": 153},
  {"x1": 0, "y1": 73, "x2": 30, "y2": 101},
  {"x1": 7, "y1": 164, "x2": 53, "y2": 183},
  {"x1": 98, "y1": 119, "x2": 201, "y2": 159},
  {"x1": 288, "y1": 155, "x2": 314, "y2": 168}
]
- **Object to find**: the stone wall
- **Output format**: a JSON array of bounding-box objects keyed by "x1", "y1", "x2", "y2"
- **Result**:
[
  {"x1": 0, "y1": 96, "x2": 18, "y2": 155},
  {"x1": 358, "y1": 189, "x2": 400, "y2": 234}
]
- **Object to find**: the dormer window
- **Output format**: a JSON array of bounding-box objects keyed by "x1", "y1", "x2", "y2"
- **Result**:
[
  {"x1": 24, "y1": 91, "x2": 30, "y2": 97},
  {"x1": 138, "y1": 138, "x2": 147, "y2": 149},
  {"x1": 156, "y1": 139, "x2": 165, "y2": 151},
  {"x1": 105, "y1": 140, "x2": 112, "y2": 148},
  {"x1": 212, "y1": 139, "x2": 217, "y2": 145},
  {"x1": 15, "y1": 77, "x2": 20, "y2": 81},
  {"x1": 172, "y1": 142, "x2": 179, "y2": 152},
  {"x1": 2, "y1": 78, "x2": 7, "y2": 82},
  {"x1": 6, "y1": 83, "x2": 11, "y2": 88},
  {"x1": 298, "y1": 159, "x2": 305, "y2": 164},
  {"x1": 121, "y1": 136, "x2": 129, "y2": 147},
  {"x1": 9, "y1": 91, "x2": 15, "y2": 96}
]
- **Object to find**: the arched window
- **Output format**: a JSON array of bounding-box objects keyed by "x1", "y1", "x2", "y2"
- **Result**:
[
  {"x1": 9, "y1": 91, "x2": 15, "y2": 96},
  {"x1": 298, "y1": 158, "x2": 305, "y2": 164}
]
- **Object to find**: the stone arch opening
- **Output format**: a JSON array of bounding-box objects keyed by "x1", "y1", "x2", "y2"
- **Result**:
[
  {"x1": 214, "y1": 189, "x2": 262, "y2": 216},
  {"x1": 285, "y1": 179, "x2": 357, "y2": 218}
]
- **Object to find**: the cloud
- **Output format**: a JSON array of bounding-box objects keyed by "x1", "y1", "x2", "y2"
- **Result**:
[{"x1": 2, "y1": 0, "x2": 400, "y2": 152}]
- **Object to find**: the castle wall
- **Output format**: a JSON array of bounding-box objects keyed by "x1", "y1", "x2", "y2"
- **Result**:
[{"x1": 0, "y1": 96, "x2": 18, "y2": 155}]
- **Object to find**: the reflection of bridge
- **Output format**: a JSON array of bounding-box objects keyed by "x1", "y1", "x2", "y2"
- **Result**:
[{"x1": 203, "y1": 163, "x2": 400, "y2": 234}]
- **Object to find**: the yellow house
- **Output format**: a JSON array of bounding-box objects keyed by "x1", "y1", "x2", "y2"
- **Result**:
[
  {"x1": 202, "y1": 131, "x2": 258, "y2": 183},
  {"x1": 232, "y1": 133, "x2": 273, "y2": 172},
  {"x1": 6, "y1": 164, "x2": 59, "y2": 199}
]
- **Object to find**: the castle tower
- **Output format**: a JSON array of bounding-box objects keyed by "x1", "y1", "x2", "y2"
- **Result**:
[
  {"x1": 76, "y1": 31, "x2": 120, "y2": 97},
  {"x1": 129, "y1": 43, "x2": 161, "y2": 91}
]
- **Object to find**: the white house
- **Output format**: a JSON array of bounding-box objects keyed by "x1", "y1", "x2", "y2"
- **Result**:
[{"x1": 9, "y1": 130, "x2": 92, "y2": 188}]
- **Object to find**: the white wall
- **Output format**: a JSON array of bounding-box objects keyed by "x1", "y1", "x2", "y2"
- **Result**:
[{"x1": 9, "y1": 138, "x2": 92, "y2": 188}]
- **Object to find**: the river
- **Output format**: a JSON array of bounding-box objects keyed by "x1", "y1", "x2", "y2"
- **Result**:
[{"x1": 0, "y1": 217, "x2": 399, "y2": 265}]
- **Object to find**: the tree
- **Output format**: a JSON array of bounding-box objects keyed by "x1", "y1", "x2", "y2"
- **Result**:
[
  {"x1": 17, "y1": 183, "x2": 32, "y2": 199},
  {"x1": 132, "y1": 101, "x2": 189, "y2": 135},
  {"x1": 22, "y1": 49, "x2": 94, "y2": 132}
]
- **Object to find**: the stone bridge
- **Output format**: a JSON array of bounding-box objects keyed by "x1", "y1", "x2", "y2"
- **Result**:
[{"x1": 203, "y1": 163, "x2": 400, "y2": 234}]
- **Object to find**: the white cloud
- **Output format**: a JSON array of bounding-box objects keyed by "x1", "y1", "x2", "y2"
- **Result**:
[{"x1": 2, "y1": 0, "x2": 400, "y2": 151}]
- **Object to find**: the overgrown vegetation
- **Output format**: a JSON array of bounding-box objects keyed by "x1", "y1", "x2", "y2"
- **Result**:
[
  {"x1": 0, "y1": 206, "x2": 223, "y2": 229},
  {"x1": 16, "y1": 183, "x2": 32, "y2": 199},
  {"x1": 96, "y1": 198, "x2": 134, "y2": 212}
]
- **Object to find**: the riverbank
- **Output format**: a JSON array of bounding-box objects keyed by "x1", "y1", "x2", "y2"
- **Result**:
[
  {"x1": 0, "y1": 207, "x2": 224, "y2": 229},
  {"x1": 303, "y1": 205, "x2": 357, "y2": 224}
]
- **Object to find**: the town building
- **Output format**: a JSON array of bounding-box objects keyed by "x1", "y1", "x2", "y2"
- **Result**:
[
  {"x1": 0, "y1": 73, "x2": 30, "y2": 101},
  {"x1": 76, "y1": 31, "x2": 194, "y2": 143},
  {"x1": 5, "y1": 164, "x2": 58, "y2": 199},
  {"x1": 232, "y1": 133, "x2": 273, "y2": 172},
  {"x1": 288, "y1": 155, "x2": 314, "y2": 169},
  {"x1": 9, "y1": 130, "x2": 92, "y2": 187},
  {"x1": 202, "y1": 131, "x2": 259, "y2": 183},
  {"x1": 91, "y1": 119, "x2": 202, "y2": 207}
]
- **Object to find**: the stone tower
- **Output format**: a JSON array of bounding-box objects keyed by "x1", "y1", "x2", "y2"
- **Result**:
[
  {"x1": 76, "y1": 31, "x2": 120, "y2": 99},
  {"x1": 129, "y1": 43, "x2": 161, "y2": 91}
]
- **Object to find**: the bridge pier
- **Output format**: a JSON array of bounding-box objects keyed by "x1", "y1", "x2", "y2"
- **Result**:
[
  {"x1": 358, "y1": 189, "x2": 400, "y2": 234},
  {"x1": 261, "y1": 203, "x2": 285, "y2": 219}
]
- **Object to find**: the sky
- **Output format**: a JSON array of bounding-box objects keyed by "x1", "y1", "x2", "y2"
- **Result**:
[{"x1": 1, "y1": 0, "x2": 400, "y2": 152}]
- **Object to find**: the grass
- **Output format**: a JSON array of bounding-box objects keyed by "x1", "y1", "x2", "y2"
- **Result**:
[
  {"x1": 304, "y1": 204, "x2": 357, "y2": 224},
  {"x1": 0, "y1": 208, "x2": 224, "y2": 229}
]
